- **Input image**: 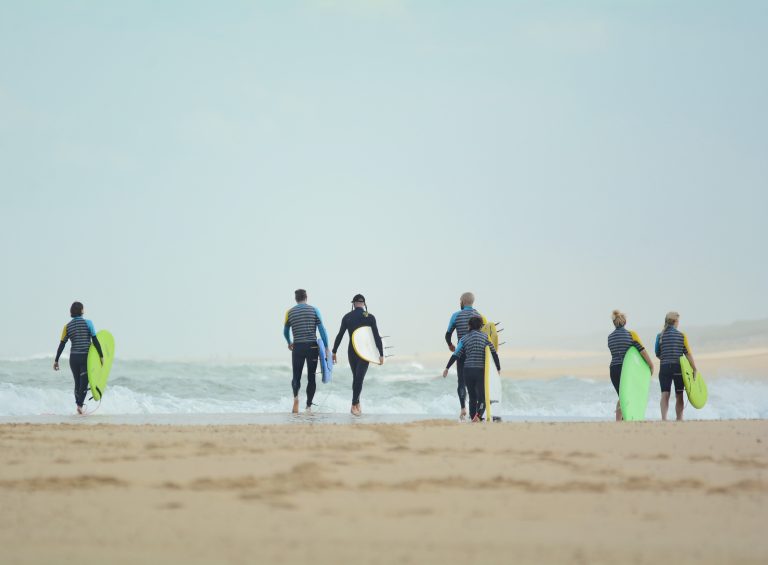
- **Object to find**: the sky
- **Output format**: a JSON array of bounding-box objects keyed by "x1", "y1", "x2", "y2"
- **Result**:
[{"x1": 1, "y1": 1, "x2": 766, "y2": 360}]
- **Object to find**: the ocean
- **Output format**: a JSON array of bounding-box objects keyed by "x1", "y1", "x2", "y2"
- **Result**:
[{"x1": 1, "y1": 356, "x2": 767, "y2": 424}]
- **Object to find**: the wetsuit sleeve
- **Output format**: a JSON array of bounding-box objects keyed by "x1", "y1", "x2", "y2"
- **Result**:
[
  {"x1": 86, "y1": 319, "x2": 97, "y2": 337},
  {"x1": 629, "y1": 330, "x2": 645, "y2": 352},
  {"x1": 91, "y1": 334, "x2": 104, "y2": 358},
  {"x1": 315, "y1": 308, "x2": 329, "y2": 350},
  {"x1": 55, "y1": 325, "x2": 68, "y2": 362},
  {"x1": 332, "y1": 315, "x2": 347, "y2": 354},
  {"x1": 283, "y1": 310, "x2": 291, "y2": 344},
  {"x1": 445, "y1": 313, "x2": 458, "y2": 347},
  {"x1": 486, "y1": 337, "x2": 501, "y2": 371},
  {"x1": 446, "y1": 355, "x2": 458, "y2": 370},
  {"x1": 683, "y1": 333, "x2": 690, "y2": 355},
  {"x1": 654, "y1": 333, "x2": 661, "y2": 358},
  {"x1": 370, "y1": 315, "x2": 384, "y2": 357}
]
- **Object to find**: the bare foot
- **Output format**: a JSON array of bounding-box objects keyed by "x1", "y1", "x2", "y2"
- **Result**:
[
  {"x1": 460, "y1": 408, "x2": 467, "y2": 421},
  {"x1": 305, "y1": 406, "x2": 312, "y2": 414},
  {"x1": 292, "y1": 398, "x2": 299, "y2": 414},
  {"x1": 77, "y1": 405, "x2": 84, "y2": 415},
  {"x1": 350, "y1": 404, "x2": 361, "y2": 416}
]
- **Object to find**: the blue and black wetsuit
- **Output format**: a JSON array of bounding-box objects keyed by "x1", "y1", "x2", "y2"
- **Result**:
[
  {"x1": 655, "y1": 327, "x2": 690, "y2": 394},
  {"x1": 332, "y1": 307, "x2": 383, "y2": 406},
  {"x1": 445, "y1": 306, "x2": 483, "y2": 409},
  {"x1": 446, "y1": 330, "x2": 499, "y2": 420},
  {"x1": 607, "y1": 327, "x2": 646, "y2": 394},
  {"x1": 55, "y1": 317, "x2": 103, "y2": 407},
  {"x1": 284, "y1": 304, "x2": 329, "y2": 407}
]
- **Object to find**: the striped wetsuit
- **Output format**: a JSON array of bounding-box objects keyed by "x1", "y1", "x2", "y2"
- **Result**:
[
  {"x1": 655, "y1": 327, "x2": 690, "y2": 393},
  {"x1": 607, "y1": 326, "x2": 645, "y2": 394},
  {"x1": 55, "y1": 317, "x2": 103, "y2": 407},
  {"x1": 446, "y1": 330, "x2": 500, "y2": 420},
  {"x1": 445, "y1": 306, "x2": 485, "y2": 409},
  {"x1": 283, "y1": 304, "x2": 329, "y2": 407}
]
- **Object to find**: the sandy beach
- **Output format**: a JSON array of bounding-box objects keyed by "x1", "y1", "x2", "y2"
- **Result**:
[{"x1": 2, "y1": 420, "x2": 766, "y2": 564}]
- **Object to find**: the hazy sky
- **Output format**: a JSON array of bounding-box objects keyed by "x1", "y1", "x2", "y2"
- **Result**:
[{"x1": 1, "y1": 1, "x2": 766, "y2": 359}]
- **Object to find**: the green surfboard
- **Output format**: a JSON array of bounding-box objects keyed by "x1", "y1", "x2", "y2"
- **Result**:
[
  {"x1": 619, "y1": 347, "x2": 651, "y2": 421},
  {"x1": 87, "y1": 330, "x2": 115, "y2": 401},
  {"x1": 680, "y1": 355, "x2": 707, "y2": 409}
]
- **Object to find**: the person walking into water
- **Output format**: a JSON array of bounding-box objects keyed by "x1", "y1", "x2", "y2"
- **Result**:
[
  {"x1": 284, "y1": 289, "x2": 330, "y2": 414},
  {"x1": 53, "y1": 301, "x2": 103, "y2": 415},
  {"x1": 332, "y1": 294, "x2": 383, "y2": 416},
  {"x1": 443, "y1": 316, "x2": 500, "y2": 422},
  {"x1": 608, "y1": 310, "x2": 654, "y2": 421},
  {"x1": 655, "y1": 311, "x2": 698, "y2": 421},
  {"x1": 445, "y1": 292, "x2": 484, "y2": 421}
]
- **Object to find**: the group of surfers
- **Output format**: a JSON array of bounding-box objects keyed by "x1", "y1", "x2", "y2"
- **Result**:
[{"x1": 52, "y1": 293, "x2": 698, "y2": 422}]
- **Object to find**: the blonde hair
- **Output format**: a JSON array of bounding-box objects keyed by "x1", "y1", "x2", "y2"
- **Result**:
[
  {"x1": 662, "y1": 311, "x2": 680, "y2": 332},
  {"x1": 611, "y1": 310, "x2": 626, "y2": 328},
  {"x1": 460, "y1": 292, "x2": 475, "y2": 306}
]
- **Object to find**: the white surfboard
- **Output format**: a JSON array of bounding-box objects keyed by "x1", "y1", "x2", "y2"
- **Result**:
[{"x1": 351, "y1": 327, "x2": 384, "y2": 365}]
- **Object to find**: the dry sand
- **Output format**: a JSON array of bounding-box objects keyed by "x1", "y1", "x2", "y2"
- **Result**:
[{"x1": 1, "y1": 420, "x2": 767, "y2": 564}]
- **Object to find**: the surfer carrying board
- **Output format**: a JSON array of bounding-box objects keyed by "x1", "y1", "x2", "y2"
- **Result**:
[
  {"x1": 445, "y1": 292, "x2": 485, "y2": 421},
  {"x1": 608, "y1": 310, "x2": 654, "y2": 421},
  {"x1": 332, "y1": 294, "x2": 384, "y2": 416},
  {"x1": 443, "y1": 316, "x2": 500, "y2": 422},
  {"x1": 284, "y1": 289, "x2": 330, "y2": 414},
  {"x1": 53, "y1": 302, "x2": 103, "y2": 415},
  {"x1": 655, "y1": 312, "x2": 698, "y2": 421}
]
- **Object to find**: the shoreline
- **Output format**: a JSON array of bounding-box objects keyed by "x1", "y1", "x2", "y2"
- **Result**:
[{"x1": 2, "y1": 420, "x2": 766, "y2": 564}]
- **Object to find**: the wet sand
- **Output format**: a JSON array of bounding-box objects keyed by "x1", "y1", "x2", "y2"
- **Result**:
[{"x1": 1, "y1": 420, "x2": 766, "y2": 564}]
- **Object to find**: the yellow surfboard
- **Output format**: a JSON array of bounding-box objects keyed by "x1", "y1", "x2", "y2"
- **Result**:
[
  {"x1": 680, "y1": 355, "x2": 707, "y2": 409},
  {"x1": 481, "y1": 321, "x2": 501, "y2": 422}
]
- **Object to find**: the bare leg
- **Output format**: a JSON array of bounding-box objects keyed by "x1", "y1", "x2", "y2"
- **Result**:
[
  {"x1": 292, "y1": 397, "x2": 299, "y2": 414},
  {"x1": 615, "y1": 400, "x2": 623, "y2": 422},
  {"x1": 675, "y1": 392, "x2": 685, "y2": 421},
  {"x1": 660, "y1": 391, "x2": 670, "y2": 421}
]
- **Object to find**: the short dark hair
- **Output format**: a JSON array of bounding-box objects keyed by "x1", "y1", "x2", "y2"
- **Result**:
[
  {"x1": 70, "y1": 302, "x2": 84, "y2": 317},
  {"x1": 468, "y1": 316, "x2": 483, "y2": 331},
  {"x1": 295, "y1": 289, "x2": 307, "y2": 302}
]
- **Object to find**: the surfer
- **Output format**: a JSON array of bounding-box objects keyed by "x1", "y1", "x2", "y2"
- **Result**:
[
  {"x1": 445, "y1": 292, "x2": 484, "y2": 421},
  {"x1": 608, "y1": 310, "x2": 654, "y2": 421},
  {"x1": 332, "y1": 294, "x2": 383, "y2": 416},
  {"x1": 284, "y1": 289, "x2": 330, "y2": 414},
  {"x1": 443, "y1": 316, "x2": 500, "y2": 422},
  {"x1": 53, "y1": 302, "x2": 103, "y2": 415},
  {"x1": 655, "y1": 311, "x2": 698, "y2": 421}
]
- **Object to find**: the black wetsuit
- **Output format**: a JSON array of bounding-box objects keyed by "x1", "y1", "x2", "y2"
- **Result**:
[{"x1": 332, "y1": 307, "x2": 384, "y2": 406}]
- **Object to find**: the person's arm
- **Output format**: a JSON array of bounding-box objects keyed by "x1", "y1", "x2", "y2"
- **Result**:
[
  {"x1": 445, "y1": 313, "x2": 458, "y2": 351},
  {"x1": 488, "y1": 339, "x2": 501, "y2": 372},
  {"x1": 332, "y1": 316, "x2": 346, "y2": 354},
  {"x1": 370, "y1": 315, "x2": 384, "y2": 358},
  {"x1": 654, "y1": 333, "x2": 661, "y2": 359},
  {"x1": 283, "y1": 310, "x2": 292, "y2": 346},
  {"x1": 54, "y1": 326, "x2": 67, "y2": 370},
  {"x1": 683, "y1": 333, "x2": 698, "y2": 374},
  {"x1": 86, "y1": 320, "x2": 104, "y2": 363},
  {"x1": 315, "y1": 308, "x2": 329, "y2": 350},
  {"x1": 631, "y1": 331, "x2": 653, "y2": 374}
]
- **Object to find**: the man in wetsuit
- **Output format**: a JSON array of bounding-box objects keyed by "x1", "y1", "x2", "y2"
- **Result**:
[
  {"x1": 332, "y1": 294, "x2": 383, "y2": 416},
  {"x1": 284, "y1": 289, "x2": 330, "y2": 414},
  {"x1": 445, "y1": 292, "x2": 485, "y2": 421},
  {"x1": 443, "y1": 316, "x2": 500, "y2": 422},
  {"x1": 53, "y1": 301, "x2": 103, "y2": 414}
]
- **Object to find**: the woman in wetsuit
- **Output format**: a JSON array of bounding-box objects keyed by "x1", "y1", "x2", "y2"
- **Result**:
[
  {"x1": 53, "y1": 301, "x2": 103, "y2": 414},
  {"x1": 332, "y1": 294, "x2": 384, "y2": 416},
  {"x1": 607, "y1": 310, "x2": 654, "y2": 421},
  {"x1": 655, "y1": 311, "x2": 698, "y2": 421}
]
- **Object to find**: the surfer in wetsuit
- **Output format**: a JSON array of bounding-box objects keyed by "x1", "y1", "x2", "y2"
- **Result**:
[
  {"x1": 607, "y1": 310, "x2": 654, "y2": 421},
  {"x1": 445, "y1": 292, "x2": 485, "y2": 421},
  {"x1": 332, "y1": 294, "x2": 383, "y2": 416},
  {"x1": 53, "y1": 302, "x2": 103, "y2": 414},
  {"x1": 443, "y1": 316, "x2": 500, "y2": 422},
  {"x1": 654, "y1": 311, "x2": 698, "y2": 421},
  {"x1": 284, "y1": 289, "x2": 330, "y2": 414}
]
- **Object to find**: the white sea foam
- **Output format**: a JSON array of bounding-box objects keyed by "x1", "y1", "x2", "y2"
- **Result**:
[{"x1": 1, "y1": 358, "x2": 766, "y2": 421}]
